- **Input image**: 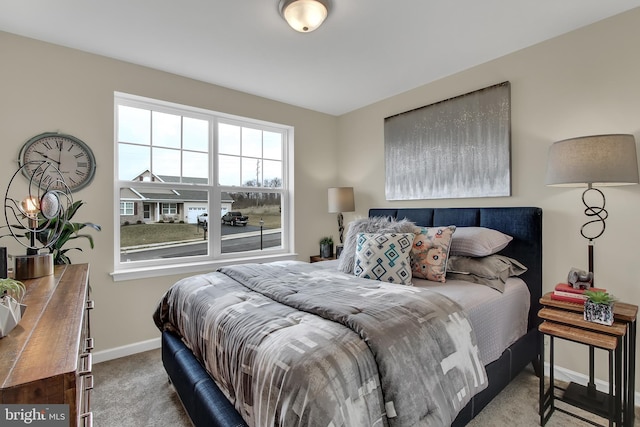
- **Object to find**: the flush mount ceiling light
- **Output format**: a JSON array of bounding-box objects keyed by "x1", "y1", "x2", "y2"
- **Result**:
[{"x1": 278, "y1": 0, "x2": 330, "y2": 33}]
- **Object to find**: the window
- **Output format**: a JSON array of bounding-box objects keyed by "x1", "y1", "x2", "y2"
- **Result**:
[
  {"x1": 161, "y1": 203, "x2": 177, "y2": 215},
  {"x1": 120, "y1": 202, "x2": 134, "y2": 216},
  {"x1": 113, "y1": 93, "x2": 294, "y2": 280}
]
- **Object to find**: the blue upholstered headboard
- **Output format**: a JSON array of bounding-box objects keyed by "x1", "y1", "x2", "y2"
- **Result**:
[{"x1": 368, "y1": 207, "x2": 543, "y2": 329}]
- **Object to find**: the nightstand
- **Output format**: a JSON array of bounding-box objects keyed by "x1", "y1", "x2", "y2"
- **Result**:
[
  {"x1": 309, "y1": 255, "x2": 336, "y2": 263},
  {"x1": 538, "y1": 292, "x2": 637, "y2": 426}
]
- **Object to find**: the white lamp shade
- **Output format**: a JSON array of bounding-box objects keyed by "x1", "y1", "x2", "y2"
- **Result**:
[
  {"x1": 328, "y1": 187, "x2": 355, "y2": 213},
  {"x1": 280, "y1": 0, "x2": 328, "y2": 32},
  {"x1": 546, "y1": 134, "x2": 639, "y2": 187}
]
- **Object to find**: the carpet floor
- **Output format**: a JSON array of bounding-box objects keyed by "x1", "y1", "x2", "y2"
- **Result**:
[{"x1": 93, "y1": 349, "x2": 636, "y2": 426}]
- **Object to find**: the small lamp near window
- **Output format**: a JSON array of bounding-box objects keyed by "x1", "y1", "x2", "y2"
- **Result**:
[
  {"x1": 328, "y1": 187, "x2": 355, "y2": 257},
  {"x1": 545, "y1": 134, "x2": 639, "y2": 276}
]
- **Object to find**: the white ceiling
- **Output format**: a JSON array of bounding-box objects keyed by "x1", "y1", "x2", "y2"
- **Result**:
[{"x1": 1, "y1": 1, "x2": 639, "y2": 116}]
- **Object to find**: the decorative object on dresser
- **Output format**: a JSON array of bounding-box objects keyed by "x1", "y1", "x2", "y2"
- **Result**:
[
  {"x1": 3, "y1": 159, "x2": 73, "y2": 279},
  {"x1": 546, "y1": 134, "x2": 639, "y2": 277},
  {"x1": 0, "y1": 264, "x2": 94, "y2": 425},
  {"x1": 327, "y1": 186, "x2": 355, "y2": 256},
  {"x1": 318, "y1": 236, "x2": 333, "y2": 258},
  {"x1": 0, "y1": 278, "x2": 26, "y2": 337},
  {"x1": 37, "y1": 200, "x2": 101, "y2": 265}
]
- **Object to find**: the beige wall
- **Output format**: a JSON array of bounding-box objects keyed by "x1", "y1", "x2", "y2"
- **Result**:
[
  {"x1": 2, "y1": 6, "x2": 640, "y2": 390},
  {"x1": 338, "y1": 8, "x2": 640, "y2": 388},
  {"x1": 0, "y1": 31, "x2": 339, "y2": 352}
]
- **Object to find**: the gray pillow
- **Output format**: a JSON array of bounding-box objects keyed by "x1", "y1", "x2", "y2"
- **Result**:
[
  {"x1": 338, "y1": 216, "x2": 417, "y2": 274},
  {"x1": 446, "y1": 254, "x2": 527, "y2": 292},
  {"x1": 449, "y1": 227, "x2": 513, "y2": 257}
]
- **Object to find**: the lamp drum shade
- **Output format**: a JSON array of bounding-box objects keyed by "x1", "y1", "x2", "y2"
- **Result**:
[
  {"x1": 328, "y1": 187, "x2": 355, "y2": 213},
  {"x1": 546, "y1": 134, "x2": 639, "y2": 187}
]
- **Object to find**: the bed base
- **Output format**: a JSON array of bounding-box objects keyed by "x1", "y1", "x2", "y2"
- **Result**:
[
  {"x1": 161, "y1": 206, "x2": 542, "y2": 427},
  {"x1": 163, "y1": 327, "x2": 538, "y2": 427}
]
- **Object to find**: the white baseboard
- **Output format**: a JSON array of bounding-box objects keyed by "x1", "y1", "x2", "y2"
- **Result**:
[
  {"x1": 544, "y1": 362, "x2": 640, "y2": 405},
  {"x1": 93, "y1": 337, "x2": 161, "y2": 364}
]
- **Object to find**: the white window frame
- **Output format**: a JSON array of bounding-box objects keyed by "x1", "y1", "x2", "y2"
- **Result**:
[
  {"x1": 120, "y1": 201, "x2": 134, "y2": 216},
  {"x1": 161, "y1": 203, "x2": 177, "y2": 215},
  {"x1": 112, "y1": 92, "x2": 296, "y2": 281}
]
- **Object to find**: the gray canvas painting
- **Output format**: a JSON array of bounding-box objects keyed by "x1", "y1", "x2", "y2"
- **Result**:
[{"x1": 384, "y1": 82, "x2": 511, "y2": 200}]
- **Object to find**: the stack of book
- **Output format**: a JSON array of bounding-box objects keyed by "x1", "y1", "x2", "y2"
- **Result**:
[{"x1": 551, "y1": 283, "x2": 606, "y2": 304}]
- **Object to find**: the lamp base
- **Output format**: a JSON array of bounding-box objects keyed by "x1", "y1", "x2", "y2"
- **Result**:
[{"x1": 14, "y1": 253, "x2": 54, "y2": 280}]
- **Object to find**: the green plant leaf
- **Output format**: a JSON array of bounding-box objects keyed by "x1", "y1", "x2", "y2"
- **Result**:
[
  {"x1": 0, "y1": 278, "x2": 26, "y2": 303},
  {"x1": 35, "y1": 200, "x2": 101, "y2": 264}
]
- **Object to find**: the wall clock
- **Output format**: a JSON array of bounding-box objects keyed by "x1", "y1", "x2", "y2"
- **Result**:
[{"x1": 18, "y1": 132, "x2": 96, "y2": 192}]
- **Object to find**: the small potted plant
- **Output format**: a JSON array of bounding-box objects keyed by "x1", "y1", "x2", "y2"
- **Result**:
[
  {"x1": 319, "y1": 236, "x2": 334, "y2": 259},
  {"x1": 583, "y1": 290, "x2": 616, "y2": 326},
  {"x1": 0, "y1": 278, "x2": 27, "y2": 337}
]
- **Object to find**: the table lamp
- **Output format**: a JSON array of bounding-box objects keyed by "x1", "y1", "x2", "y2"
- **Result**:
[
  {"x1": 3, "y1": 161, "x2": 69, "y2": 280},
  {"x1": 546, "y1": 134, "x2": 639, "y2": 276},
  {"x1": 328, "y1": 187, "x2": 355, "y2": 256}
]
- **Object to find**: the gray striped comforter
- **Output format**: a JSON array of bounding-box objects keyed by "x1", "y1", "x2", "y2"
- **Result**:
[{"x1": 153, "y1": 261, "x2": 487, "y2": 427}]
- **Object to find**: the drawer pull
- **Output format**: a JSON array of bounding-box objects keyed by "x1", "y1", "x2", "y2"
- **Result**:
[
  {"x1": 80, "y1": 412, "x2": 93, "y2": 427},
  {"x1": 84, "y1": 374, "x2": 94, "y2": 391},
  {"x1": 79, "y1": 352, "x2": 92, "y2": 376},
  {"x1": 86, "y1": 300, "x2": 95, "y2": 310},
  {"x1": 85, "y1": 337, "x2": 94, "y2": 352}
]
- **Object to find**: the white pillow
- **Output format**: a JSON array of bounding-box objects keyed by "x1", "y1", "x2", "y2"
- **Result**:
[
  {"x1": 449, "y1": 227, "x2": 513, "y2": 257},
  {"x1": 353, "y1": 232, "x2": 414, "y2": 285}
]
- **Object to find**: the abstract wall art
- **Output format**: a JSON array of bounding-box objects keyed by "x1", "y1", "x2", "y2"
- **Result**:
[{"x1": 384, "y1": 81, "x2": 511, "y2": 200}]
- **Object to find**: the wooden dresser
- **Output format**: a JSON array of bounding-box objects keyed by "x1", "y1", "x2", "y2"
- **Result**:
[{"x1": 0, "y1": 263, "x2": 93, "y2": 426}]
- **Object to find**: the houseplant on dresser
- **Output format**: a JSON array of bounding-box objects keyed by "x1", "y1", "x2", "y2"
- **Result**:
[
  {"x1": 35, "y1": 200, "x2": 101, "y2": 265},
  {"x1": 583, "y1": 290, "x2": 616, "y2": 326}
]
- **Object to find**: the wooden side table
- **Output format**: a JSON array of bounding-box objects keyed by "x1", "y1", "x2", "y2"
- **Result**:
[
  {"x1": 539, "y1": 292, "x2": 637, "y2": 426},
  {"x1": 309, "y1": 255, "x2": 336, "y2": 263}
]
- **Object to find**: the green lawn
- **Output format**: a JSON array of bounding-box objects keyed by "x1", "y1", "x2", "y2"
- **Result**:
[
  {"x1": 120, "y1": 207, "x2": 281, "y2": 247},
  {"x1": 242, "y1": 206, "x2": 281, "y2": 228},
  {"x1": 120, "y1": 223, "x2": 203, "y2": 247}
]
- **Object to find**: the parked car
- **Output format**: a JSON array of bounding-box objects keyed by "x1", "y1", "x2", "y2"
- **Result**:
[
  {"x1": 197, "y1": 212, "x2": 208, "y2": 225},
  {"x1": 221, "y1": 211, "x2": 248, "y2": 226}
]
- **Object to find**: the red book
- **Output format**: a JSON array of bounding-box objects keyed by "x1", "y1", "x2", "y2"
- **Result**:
[
  {"x1": 554, "y1": 283, "x2": 606, "y2": 294},
  {"x1": 550, "y1": 293, "x2": 585, "y2": 305}
]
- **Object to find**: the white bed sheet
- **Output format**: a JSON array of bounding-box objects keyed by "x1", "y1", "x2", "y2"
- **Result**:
[
  {"x1": 314, "y1": 259, "x2": 530, "y2": 366},
  {"x1": 411, "y1": 277, "x2": 530, "y2": 365}
]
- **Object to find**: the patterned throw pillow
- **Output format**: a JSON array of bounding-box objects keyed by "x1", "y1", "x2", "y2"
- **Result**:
[
  {"x1": 410, "y1": 226, "x2": 456, "y2": 282},
  {"x1": 338, "y1": 216, "x2": 417, "y2": 274},
  {"x1": 354, "y1": 232, "x2": 415, "y2": 285}
]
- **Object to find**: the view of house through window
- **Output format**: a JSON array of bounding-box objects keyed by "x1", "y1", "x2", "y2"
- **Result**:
[{"x1": 115, "y1": 93, "x2": 290, "y2": 270}]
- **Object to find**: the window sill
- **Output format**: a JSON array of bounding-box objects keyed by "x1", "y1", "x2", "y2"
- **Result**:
[{"x1": 110, "y1": 252, "x2": 299, "y2": 282}]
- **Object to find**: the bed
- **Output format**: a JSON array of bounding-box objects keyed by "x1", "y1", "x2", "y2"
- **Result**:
[{"x1": 154, "y1": 206, "x2": 542, "y2": 427}]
